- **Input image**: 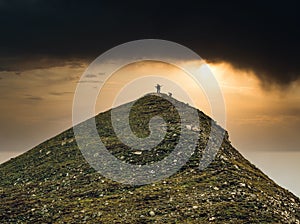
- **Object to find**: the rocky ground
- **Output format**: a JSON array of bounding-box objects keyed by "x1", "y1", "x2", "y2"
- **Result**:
[{"x1": 0, "y1": 94, "x2": 299, "y2": 223}]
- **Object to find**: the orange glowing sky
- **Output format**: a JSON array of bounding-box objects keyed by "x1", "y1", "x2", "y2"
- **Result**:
[{"x1": 0, "y1": 59, "x2": 299, "y2": 196}]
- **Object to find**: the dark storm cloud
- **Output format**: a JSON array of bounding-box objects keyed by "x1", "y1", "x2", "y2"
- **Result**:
[
  {"x1": 0, "y1": 0, "x2": 299, "y2": 85},
  {"x1": 0, "y1": 56, "x2": 87, "y2": 72}
]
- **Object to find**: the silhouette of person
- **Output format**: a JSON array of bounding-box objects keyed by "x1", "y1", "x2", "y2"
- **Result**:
[
  {"x1": 155, "y1": 84, "x2": 162, "y2": 93},
  {"x1": 168, "y1": 92, "x2": 172, "y2": 97}
]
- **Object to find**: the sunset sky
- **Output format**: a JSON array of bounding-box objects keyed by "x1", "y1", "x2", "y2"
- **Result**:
[{"x1": 0, "y1": 1, "x2": 299, "y2": 196}]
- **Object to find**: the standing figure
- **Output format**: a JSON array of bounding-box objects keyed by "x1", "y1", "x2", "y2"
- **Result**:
[
  {"x1": 155, "y1": 84, "x2": 162, "y2": 93},
  {"x1": 168, "y1": 92, "x2": 172, "y2": 97}
]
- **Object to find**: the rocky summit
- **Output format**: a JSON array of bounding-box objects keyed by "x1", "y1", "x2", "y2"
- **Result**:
[{"x1": 0, "y1": 94, "x2": 299, "y2": 223}]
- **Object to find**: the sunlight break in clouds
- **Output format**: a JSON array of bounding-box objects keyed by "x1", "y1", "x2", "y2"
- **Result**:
[{"x1": 208, "y1": 61, "x2": 300, "y2": 152}]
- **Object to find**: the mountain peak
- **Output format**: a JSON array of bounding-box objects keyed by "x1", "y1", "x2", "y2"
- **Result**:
[{"x1": 1, "y1": 94, "x2": 299, "y2": 223}]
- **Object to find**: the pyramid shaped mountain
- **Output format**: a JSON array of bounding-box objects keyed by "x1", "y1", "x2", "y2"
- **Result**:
[{"x1": 0, "y1": 94, "x2": 299, "y2": 223}]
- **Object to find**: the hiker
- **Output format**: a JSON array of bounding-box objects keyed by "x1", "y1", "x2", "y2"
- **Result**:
[
  {"x1": 155, "y1": 84, "x2": 162, "y2": 93},
  {"x1": 168, "y1": 92, "x2": 172, "y2": 97}
]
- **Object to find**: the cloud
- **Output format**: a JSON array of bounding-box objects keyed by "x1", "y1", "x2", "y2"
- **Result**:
[
  {"x1": 0, "y1": 56, "x2": 88, "y2": 72},
  {"x1": 76, "y1": 80, "x2": 103, "y2": 84},
  {"x1": 49, "y1": 91, "x2": 73, "y2": 96},
  {"x1": 0, "y1": 1, "x2": 299, "y2": 86},
  {"x1": 25, "y1": 96, "x2": 43, "y2": 101},
  {"x1": 84, "y1": 73, "x2": 106, "y2": 79},
  {"x1": 85, "y1": 74, "x2": 98, "y2": 78}
]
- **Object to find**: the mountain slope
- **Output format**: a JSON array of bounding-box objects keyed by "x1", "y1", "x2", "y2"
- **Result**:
[{"x1": 0, "y1": 94, "x2": 299, "y2": 223}]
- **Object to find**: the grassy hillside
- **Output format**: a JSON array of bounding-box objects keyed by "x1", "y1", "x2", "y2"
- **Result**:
[{"x1": 0, "y1": 94, "x2": 299, "y2": 223}]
